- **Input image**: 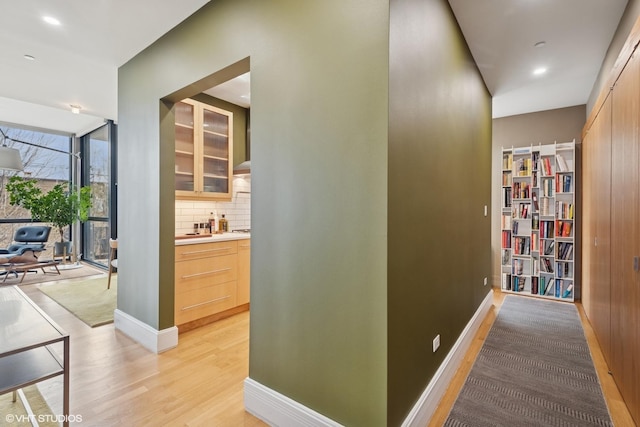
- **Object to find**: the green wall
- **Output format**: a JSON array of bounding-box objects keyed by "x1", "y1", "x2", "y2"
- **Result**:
[
  {"x1": 118, "y1": 0, "x2": 389, "y2": 425},
  {"x1": 118, "y1": 0, "x2": 491, "y2": 425},
  {"x1": 387, "y1": 0, "x2": 492, "y2": 424}
]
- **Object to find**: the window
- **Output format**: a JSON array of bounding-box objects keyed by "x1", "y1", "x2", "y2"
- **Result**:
[
  {"x1": 81, "y1": 122, "x2": 117, "y2": 267},
  {"x1": 0, "y1": 124, "x2": 73, "y2": 259}
]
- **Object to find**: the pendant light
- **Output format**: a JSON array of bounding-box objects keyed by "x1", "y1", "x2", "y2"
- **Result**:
[{"x1": 0, "y1": 145, "x2": 24, "y2": 171}]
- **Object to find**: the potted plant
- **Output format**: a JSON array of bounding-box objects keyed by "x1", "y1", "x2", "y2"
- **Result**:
[{"x1": 5, "y1": 176, "x2": 92, "y2": 257}]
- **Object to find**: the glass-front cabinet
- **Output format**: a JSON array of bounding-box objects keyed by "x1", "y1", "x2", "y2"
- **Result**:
[{"x1": 175, "y1": 98, "x2": 233, "y2": 201}]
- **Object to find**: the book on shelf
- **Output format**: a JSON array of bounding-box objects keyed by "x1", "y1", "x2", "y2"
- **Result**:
[
  {"x1": 562, "y1": 283, "x2": 574, "y2": 299},
  {"x1": 556, "y1": 220, "x2": 573, "y2": 237},
  {"x1": 516, "y1": 158, "x2": 532, "y2": 176},
  {"x1": 514, "y1": 203, "x2": 530, "y2": 219},
  {"x1": 543, "y1": 240, "x2": 555, "y2": 256},
  {"x1": 557, "y1": 242, "x2": 574, "y2": 260},
  {"x1": 541, "y1": 221, "x2": 555, "y2": 239},
  {"x1": 513, "y1": 259, "x2": 524, "y2": 275},
  {"x1": 532, "y1": 213, "x2": 539, "y2": 230},
  {"x1": 539, "y1": 157, "x2": 553, "y2": 176},
  {"x1": 502, "y1": 153, "x2": 513, "y2": 170},
  {"x1": 532, "y1": 151, "x2": 540, "y2": 170},
  {"x1": 502, "y1": 187, "x2": 512, "y2": 207},
  {"x1": 555, "y1": 174, "x2": 572, "y2": 193},
  {"x1": 556, "y1": 201, "x2": 574, "y2": 219},
  {"x1": 513, "y1": 275, "x2": 526, "y2": 292},
  {"x1": 512, "y1": 181, "x2": 530, "y2": 199},
  {"x1": 556, "y1": 154, "x2": 569, "y2": 172},
  {"x1": 502, "y1": 230, "x2": 512, "y2": 248},
  {"x1": 502, "y1": 172, "x2": 512, "y2": 186},
  {"x1": 532, "y1": 191, "x2": 539, "y2": 210},
  {"x1": 542, "y1": 177, "x2": 554, "y2": 197},
  {"x1": 532, "y1": 276, "x2": 539, "y2": 295},
  {"x1": 513, "y1": 236, "x2": 531, "y2": 255},
  {"x1": 502, "y1": 273, "x2": 512, "y2": 291},
  {"x1": 501, "y1": 214, "x2": 512, "y2": 229},
  {"x1": 501, "y1": 249, "x2": 511, "y2": 265},
  {"x1": 545, "y1": 279, "x2": 555, "y2": 296}
]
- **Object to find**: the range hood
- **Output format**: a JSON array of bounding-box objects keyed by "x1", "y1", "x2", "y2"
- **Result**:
[
  {"x1": 233, "y1": 160, "x2": 251, "y2": 175},
  {"x1": 233, "y1": 108, "x2": 251, "y2": 175}
]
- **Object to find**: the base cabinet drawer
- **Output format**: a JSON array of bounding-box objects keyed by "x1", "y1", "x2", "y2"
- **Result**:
[
  {"x1": 175, "y1": 238, "x2": 249, "y2": 329},
  {"x1": 175, "y1": 254, "x2": 237, "y2": 292},
  {"x1": 175, "y1": 240, "x2": 237, "y2": 261},
  {"x1": 175, "y1": 281, "x2": 237, "y2": 325}
]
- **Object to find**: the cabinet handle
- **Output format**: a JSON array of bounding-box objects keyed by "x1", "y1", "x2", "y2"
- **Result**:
[
  {"x1": 181, "y1": 247, "x2": 233, "y2": 255},
  {"x1": 239, "y1": 244, "x2": 251, "y2": 248},
  {"x1": 634, "y1": 256, "x2": 639, "y2": 272},
  {"x1": 181, "y1": 295, "x2": 231, "y2": 311},
  {"x1": 181, "y1": 267, "x2": 231, "y2": 279}
]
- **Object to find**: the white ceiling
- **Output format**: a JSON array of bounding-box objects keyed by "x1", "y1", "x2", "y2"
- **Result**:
[
  {"x1": 0, "y1": 1, "x2": 630, "y2": 136},
  {"x1": 448, "y1": 0, "x2": 628, "y2": 118},
  {"x1": 0, "y1": 0, "x2": 210, "y2": 135}
]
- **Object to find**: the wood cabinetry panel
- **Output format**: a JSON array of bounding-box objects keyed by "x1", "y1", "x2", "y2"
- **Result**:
[
  {"x1": 583, "y1": 94, "x2": 613, "y2": 366},
  {"x1": 174, "y1": 239, "x2": 249, "y2": 328},
  {"x1": 175, "y1": 240, "x2": 238, "y2": 261},
  {"x1": 237, "y1": 239, "x2": 250, "y2": 305},
  {"x1": 175, "y1": 254, "x2": 238, "y2": 292},
  {"x1": 611, "y1": 51, "x2": 640, "y2": 423},
  {"x1": 175, "y1": 281, "x2": 237, "y2": 325}
]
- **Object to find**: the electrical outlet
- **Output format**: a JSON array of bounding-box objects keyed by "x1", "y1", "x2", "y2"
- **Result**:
[
  {"x1": 433, "y1": 334, "x2": 440, "y2": 353},
  {"x1": 484, "y1": 277, "x2": 488, "y2": 286}
]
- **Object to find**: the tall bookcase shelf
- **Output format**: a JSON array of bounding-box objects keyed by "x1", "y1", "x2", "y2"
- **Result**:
[{"x1": 500, "y1": 141, "x2": 576, "y2": 301}]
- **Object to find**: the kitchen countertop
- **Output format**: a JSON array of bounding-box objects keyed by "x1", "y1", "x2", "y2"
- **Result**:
[{"x1": 175, "y1": 232, "x2": 251, "y2": 245}]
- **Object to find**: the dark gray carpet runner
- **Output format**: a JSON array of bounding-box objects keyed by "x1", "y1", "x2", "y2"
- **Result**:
[{"x1": 444, "y1": 295, "x2": 613, "y2": 426}]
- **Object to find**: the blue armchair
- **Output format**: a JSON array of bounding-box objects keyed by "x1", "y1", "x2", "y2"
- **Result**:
[{"x1": 0, "y1": 226, "x2": 52, "y2": 259}]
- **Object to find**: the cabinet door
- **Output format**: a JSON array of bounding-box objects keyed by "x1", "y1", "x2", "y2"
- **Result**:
[
  {"x1": 237, "y1": 239, "x2": 250, "y2": 305},
  {"x1": 200, "y1": 105, "x2": 233, "y2": 199},
  {"x1": 611, "y1": 50, "x2": 640, "y2": 423},
  {"x1": 175, "y1": 98, "x2": 233, "y2": 201},
  {"x1": 175, "y1": 101, "x2": 196, "y2": 193}
]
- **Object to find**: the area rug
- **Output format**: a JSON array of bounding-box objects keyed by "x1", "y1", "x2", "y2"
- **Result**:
[
  {"x1": 0, "y1": 385, "x2": 57, "y2": 427},
  {"x1": 38, "y1": 276, "x2": 117, "y2": 327},
  {"x1": 444, "y1": 295, "x2": 613, "y2": 426},
  {"x1": 0, "y1": 263, "x2": 103, "y2": 286}
]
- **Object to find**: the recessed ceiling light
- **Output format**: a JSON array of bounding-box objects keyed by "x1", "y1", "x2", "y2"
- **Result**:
[
  {"x1": 42, "y1": 16, "x2": 61, "y2": 26},
  {"x1": 23, "y1": 54, "x2": 35, "y2": 61},
  {"x1": 70, "y1": 104, "x2": 82, "y2": 114},
  {"x1": 533, "y1": 67, "x2": 547, "y2": 76},
  {"x1": 534, "y1": 41, "x2": 546, "y2": 48}
]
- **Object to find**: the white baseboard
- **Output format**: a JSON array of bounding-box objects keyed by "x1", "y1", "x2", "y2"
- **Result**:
[
  {"x1": 401, "y1": 289, "x2": 494, "y2": 426},
  {"x1": 114, "y1": 309, "x2": 178, "y2": 354},
  {"x1": 244, "y1": 290, "x2": 493, "y2": 427},
  {"x1": 244, "y1": 377, "x2": 343, "y2": 427}
]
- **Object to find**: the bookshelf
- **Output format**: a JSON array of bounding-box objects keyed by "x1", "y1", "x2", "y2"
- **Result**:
[{"x1": 500, "y1": 141, "x2": 576, "y2": 301}]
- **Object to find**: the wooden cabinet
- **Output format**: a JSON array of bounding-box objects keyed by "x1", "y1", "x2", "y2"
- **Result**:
[
  {"x1": 175, "y1": 238, "x2": 250, "y2": 328},
  {"x1": 582, "y1": 94, "x2": 612, "y2": 366},
  {"x1": 175, "y1": 98, "x2": 233, "y2": 201},
  {"x1": 237, "y1": 239, "x2": 251, "y2": 305},
  {"x1": 610, "y1": 50, "x2": 640, "y2": 422},
  {"x1": 583, "y1": 46, "x2": 640, "y2": 423}
]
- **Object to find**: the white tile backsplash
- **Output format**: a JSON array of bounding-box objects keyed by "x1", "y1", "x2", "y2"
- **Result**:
[{"x1": 175, "y1": 176, "x2": 251, "y2": 235}]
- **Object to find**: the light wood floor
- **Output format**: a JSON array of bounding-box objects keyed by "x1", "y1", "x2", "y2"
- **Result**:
[
  {"x1": 12, "y1": 281, "x2": 636, "y2": 426},
  {"x1": 20, "y1": 278, "x2": 266, "y2": 427}
]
